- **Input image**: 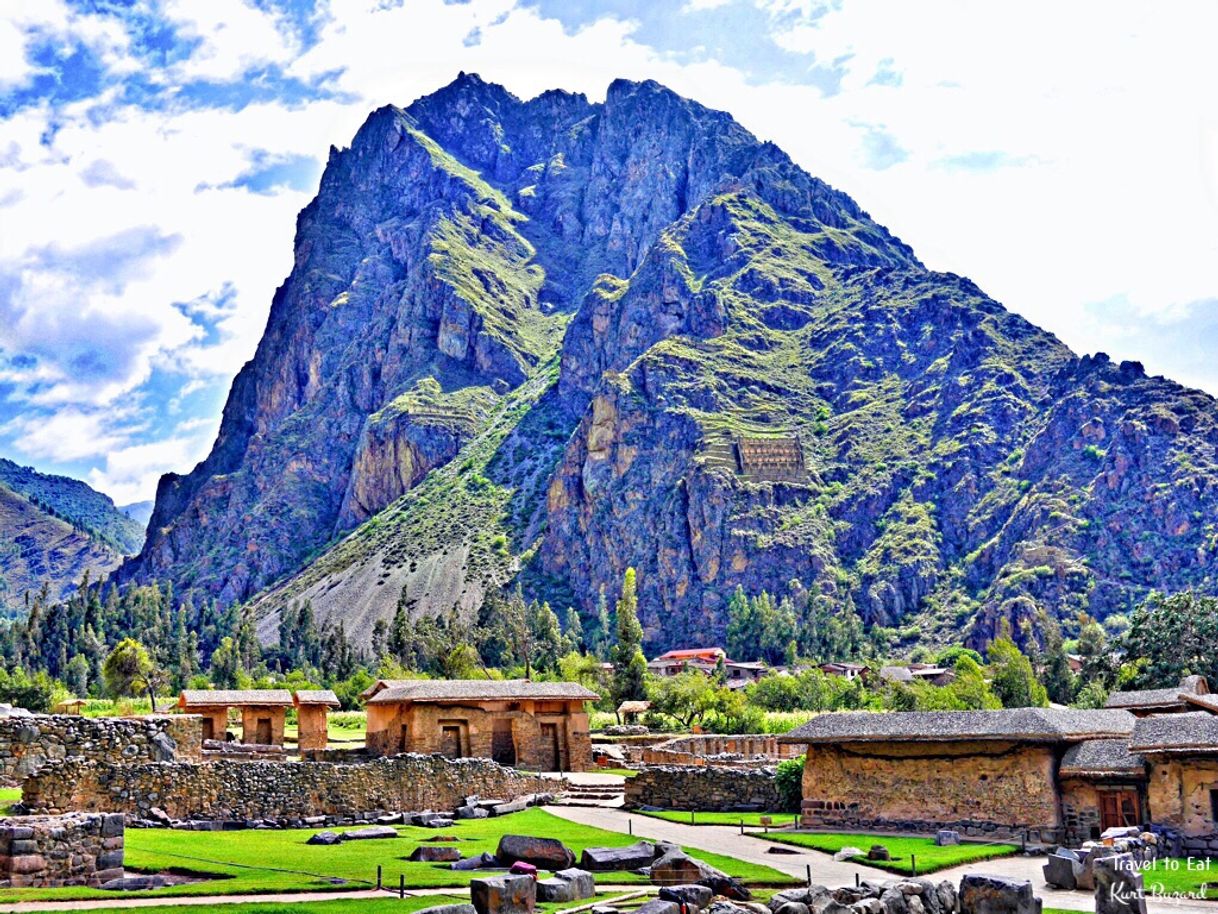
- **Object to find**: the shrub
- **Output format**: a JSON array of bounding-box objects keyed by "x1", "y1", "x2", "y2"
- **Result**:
[{"x1": 775, "y1": 756, "x2": 804, "y2": 812}]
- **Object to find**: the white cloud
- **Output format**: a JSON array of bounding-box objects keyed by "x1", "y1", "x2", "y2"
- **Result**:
[
  {"x1": 4, "y1": 408, "x2": 134, "y2": 463},
  {"x1": 86, "y1": 428, "x2": 218, "y2": 506},
  {"x1": 161, "y1": 0, "x2": 299, "y2": 82}
]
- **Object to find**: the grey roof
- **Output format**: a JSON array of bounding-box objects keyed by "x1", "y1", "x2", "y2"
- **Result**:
[
  {"x1": 364, "y1": 679, "x2": 599, "y2": 705},
  {"x1": 293, "y1": 690, "x2": 340, "y2": 707},
  {"x1": 1104, "y1": 688, "x2": 1188, "y2": 710},
  {"x1": 780, "y1": 708, "x2": 1137, "y2": 744},
  {"x1": 1059, "y1": 739, "x2": 1147, "y2": 777},
  {"x1": 179, "y1": 689, "x2": 293, "y2": 708},
  {"x1": 1182, "y1": 693, "x2": 1218, "y2": 714},
  {"x1": 1129, "y1": 712, "x2": 1218, "y2": 753},
  {"x1": 880, "y1": 666, "x2": 914, "y2": 683}
]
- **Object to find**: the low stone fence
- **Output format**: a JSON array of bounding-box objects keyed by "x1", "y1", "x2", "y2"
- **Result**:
[
  {"x1": 625, "y1": 765, "x2": 782, "y2": 811},
  {"x1": 0, "y1": 812, "x2": 124, "y2": 888},
  {"x1": 22, "y1": 754, "x2": 552, "y2": 824},
  {"x1": 0, "y1": 714, "x2": 203, "y2": 785},
  {"x1": 639, "y1": 734, "x2": 801, "y2": 768}
]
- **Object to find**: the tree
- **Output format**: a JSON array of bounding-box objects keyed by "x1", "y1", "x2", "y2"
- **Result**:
[
  {"x1": 593, "y1": 586, "x2": 612, "y2": 660},
  {"x1": 1121, "y1": 591, "x2": 1218, "y2": 687},
  {"x1": 1039, "y1": 614, "x2": 1076, "y2": 704},
  {"x1": 987, "y1": 627, "x2": 1048, "y2": 708},
  {"x1": 650, "y1": 671, "x2": 720, "y2": 728},
  {"x1": 948, "y1": 655, "x2": 1002, "y2": 710},
  {"x1": 562, "y1": 606, "x2": 584, "y2": 656},
  {"x1": 611, "y1": 568, "x2": 647, "y2": 709},
  {"x1": 103, "y1": 639, "x2": 166, "y2": 711}
]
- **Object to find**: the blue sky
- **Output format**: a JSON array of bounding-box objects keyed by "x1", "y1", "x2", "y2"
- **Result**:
[{"x1": 0, "y1": 0, "x2": 1216, "y2": 504}]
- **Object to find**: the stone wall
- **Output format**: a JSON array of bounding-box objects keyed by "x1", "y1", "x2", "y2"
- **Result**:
[
  {"x1": 625, "y1": 765, "x2": 782, "y2": 811},
  {"x1": 800, "y1": 741, "x2": 1063, "y2": 842},
  {"x1": 0, "y1": 813, "x2": 123, "y2": 888},
  {"x1": 22, "y1": 754, "x2": 551, "y2": 823},
  {"x1": 0, "y1": 714, "x2": 203, "y2": 785},
  {"x1": 1146, "y1": 756, "x2": 1218, "y2": 836},
  {"x1": 640, "y1": 734, "x2": 801, "y2": 768}
]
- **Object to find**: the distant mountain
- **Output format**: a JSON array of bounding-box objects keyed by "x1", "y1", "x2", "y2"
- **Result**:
[
  {"x1": 118, "y1": 74, "x2": 1218, "y2": 651},
  {"x1": 119, "y1": 501, "x2": 155, "y2": 529},
  {"x1": 0, "y1": 459, "x2": 145, "y2": 555},
  {"x1": 0, "y1": 481, "x2": 134, "y2": 617}
]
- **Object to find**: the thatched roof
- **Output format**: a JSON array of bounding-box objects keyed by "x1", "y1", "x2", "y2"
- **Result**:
[
  {"x1": 178, "y1": 689, "x2": 293, "y2": 709},
  {"x1": 779, "y1": 708, "x2": 1136, "y2": 745},
  {"x1": 293, "y1": 690, "x2": 341, "y2": 708},
  {"x1": 1059, "y1": 739, "x2": 1147, "y2": 777},
  {"x1": 1129, "y1": 713, "x2": 1218, "y2": 754},
  {"x1": 363, "y1": 679, "x2": 599, "y2": 705},
  {"x1": 1104, "y1": 687, "x2": 1189, "y2": 711}
]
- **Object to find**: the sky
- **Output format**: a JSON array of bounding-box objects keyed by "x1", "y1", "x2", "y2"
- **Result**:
[{"x1": 0, "y1": 0, "x2": 1216, "y2": 506}]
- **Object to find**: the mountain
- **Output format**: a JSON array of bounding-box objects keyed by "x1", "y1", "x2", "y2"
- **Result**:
[
  {"x1": 0, "y1": 461, "x2": 144, "y2": 614},
  {"x1": 118, "y1": 75, "x2": 1218, "y2": 650},
  {"x1": 119, "y1": 501, "x2": 155, "y2": 528}
]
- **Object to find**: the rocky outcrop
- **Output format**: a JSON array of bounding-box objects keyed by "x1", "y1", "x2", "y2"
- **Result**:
[{"x1": 119, "y1": 73, "x2": 1218, "y2": 651}]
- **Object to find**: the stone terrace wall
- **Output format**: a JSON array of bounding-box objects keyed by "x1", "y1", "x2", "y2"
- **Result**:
[
  {"x1": 0, "y1": 715, "x2": 203, "y2": 785},
  {"x1": 0, "y1": 813, "x2": 124, "y2": 888},
  {"x1": 625, "y1": 765, "x2": 782, "y2": 811},
  {"x1": 23, "y1": 754, "x2": 551, "y2": 823},
  {"x1": 640, "y1": 734, "x2": 801, "y2": 768}
]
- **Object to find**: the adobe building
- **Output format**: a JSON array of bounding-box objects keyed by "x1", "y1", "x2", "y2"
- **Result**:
[
  {"x1": 782, "y1": 701, "x2": 1218, "y2": 850},
  {"x1": 177, "y1": 690, "x2": 294, "y2": 746},
  {"x1": 780, "y1": 707, "x2": 1140, "y2": 843},
  {"x1": 1103, "y1": 674, "x2": 1210, "y2": 716},
  {"x1": 293, "y1": 690, "x2": 340, "y2": 752},
  {"x1": 362, "y1": 679, "x2": 598, "y2": 772}
]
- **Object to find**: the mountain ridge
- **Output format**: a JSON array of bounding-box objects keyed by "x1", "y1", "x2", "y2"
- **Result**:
[{"x1": 117, "y1": 74, "x2": 1217, "y2": 651}]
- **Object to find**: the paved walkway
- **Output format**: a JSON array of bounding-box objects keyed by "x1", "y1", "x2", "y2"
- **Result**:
[{"x1": 547, "y1": 807, "x2": 1218, "y2": 914}]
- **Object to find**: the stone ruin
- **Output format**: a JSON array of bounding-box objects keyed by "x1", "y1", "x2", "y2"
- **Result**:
[
  {"x1": 733, "y1": 436, "x2": 808, "y2": 482},
  {"x1": 0, "y1": 812, "x2": 124, "y2": 888}
]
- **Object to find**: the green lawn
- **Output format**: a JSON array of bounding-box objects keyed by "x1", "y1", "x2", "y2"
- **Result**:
[
  {"x1": 0, "y1": 808, "x2": 799, "y2": 903},
  {"x1": 597, "y1": 768, "x2": 639, "y2": 778},
  {"x1": 641, "y1": 810, "x2": 798, "y2": 828},
  {"x1": 755, "y1": 832, "x2": 1021, "y2": 875},
  {"x1": 1137, "y1": 858, "x2": 1218, "y2": 900},
  {"x1": 0, "y1": 787, "x2": 20, "y2": 814}
]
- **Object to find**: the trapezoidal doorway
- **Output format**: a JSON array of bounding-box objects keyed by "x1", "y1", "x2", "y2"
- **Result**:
[{"x1": 491, "y1": 718, "x2": 516, "y2": 766}]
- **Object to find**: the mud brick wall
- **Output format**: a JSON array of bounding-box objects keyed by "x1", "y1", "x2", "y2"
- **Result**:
[
  {"x1": 0, "y1": 714, "x2": 203, "y2": 785},
  {"x1": 625, "y1": 765, "x2": 782, "y2": 811},
  {"x1": 0, "y1": 813, "x2": 123, "y2": 888},
  {"x1": 22, "y1": 754, "x2": 551, "y2": 823},
  {"x1": 799, "y1": 740, "x2": 1063, "y2": 841}
]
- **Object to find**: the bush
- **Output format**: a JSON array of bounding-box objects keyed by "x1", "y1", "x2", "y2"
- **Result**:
[{"x1": 775, "y1": 755, "x2": 804, "y2": 812}]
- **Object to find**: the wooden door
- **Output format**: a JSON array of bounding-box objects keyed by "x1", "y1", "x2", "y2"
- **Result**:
[
  {"x1": 255, "y1": 717, "x2": 272, "y2": 745},
  {"x1": 441, "y1": 725, "x2": 462, "y2": 759},
  {"x1": 492, "y1": 719, "x2": 516, "y2": 766},
  {"x1": 539, "y1": 723, "x2": 560, "y2": 772},
  {"x1": 1099, "y1": 790, "x2": 1140, "y2": 830}
]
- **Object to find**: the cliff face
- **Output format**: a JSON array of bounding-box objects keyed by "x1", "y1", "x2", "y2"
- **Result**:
[{"x1": 121, "y1": 75, "x2": 1218, "y2": 650}]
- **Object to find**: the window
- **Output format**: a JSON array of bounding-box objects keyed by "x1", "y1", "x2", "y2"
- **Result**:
[{"x1": 1210, "y1": 789, "x2": 1218, "y2": 826}]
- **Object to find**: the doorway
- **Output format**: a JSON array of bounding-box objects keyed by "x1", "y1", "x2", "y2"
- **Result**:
[
  {"x1": 201, "y1": 718, "x2": 215, "y2": 742},
  {"x1": 492, "y1": 719, "x2": 516, "y2": 766},
  {"x1": 539, "y1": 722, "x2": 561, "y2": 772},
  {"x1": 1099, "y1": 790, "x2": 1140, "y2": 830},
  {"x1": 254, "y1": 717, "x2": 272, "y2": 745},
  {"x1": 441, "y1": 725, "x2": 463, "y2": 759},
  {"x1": 398, "y1": 724, "x2": 410, "y2": 754}
]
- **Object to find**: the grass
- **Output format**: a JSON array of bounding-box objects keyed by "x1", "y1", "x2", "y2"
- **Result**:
[
  {"x1": 641, "y1": 810, "x2": 797, "y2": 828},
  {"x1": 0, "y1": 808, "x2": 799, "y2": 903},
  {"x1": 0, "y1": 786, "x2": 20, "y2": 814},
  {"x1": 754, "y1": 832, "x2": 1021, "y2": 875},
  {"x1": 1136, "y1": 858, "x2": 1218, "y2": 900},
  {"x1": 29, "y1": 895, "x2": 470, "y2": 914},
  {"x1": 597, "y1": 768, "x2": 639, "y2": 778}
]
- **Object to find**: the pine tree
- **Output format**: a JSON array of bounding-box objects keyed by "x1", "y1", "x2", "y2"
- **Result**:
[{"x1": 611, "y1": 568, "x2": 647, "y2": 708}]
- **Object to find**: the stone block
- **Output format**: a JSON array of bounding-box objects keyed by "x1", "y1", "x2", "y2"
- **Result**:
[
  {"x1": 470, "y1": 874, "x2": 537, "y2": 914},
  {"x1": 340, "y1": 826, "x2": 398, "y2": 840},
  {"x1": 497, "y1": 834, "x2": 576, "y2": 870},
  {"x1": 492, "y1": 800, "x2": 529, "y2": 817},
  {"x1": 452, "y1": 852, "x2": 499, "y2": 871},
  {"x1": 661, "y1": 884, "x2": 715, "y2": 910},
  {"x1": 411, "y1": 846, "x2": 462, "y2": 862},
  {"x1": 935, "y1": 831, "x2": 960, "y2": 847},
  {"x1": 536, "y1": 868, "x2": 595, "y2": 902},
  {"x1": 867, "y1": 845, "x2": 891, "y2": 861},
  {"x1": 9, "y1": 855, "x2": 46, "y2": 875},
  {"x1": 958, "y1": 874, "x2": 1040, "y2": 914},
  {"x1": 581, "y1": 841, "x2": 656, "y2": 871},
  {"x1": 457, "y1": 805, "x2": 489, "y2": 820},
  {"x1": 1094, "y1": 854, "x2": 1147, "y2": 914},
  {"x1": 1042, "y1": 854, "x2": 1082, "y2": 890},
  {"x1": 416, "y1": 905, "x2": 477, "y2": 914},
  {"x1": 101, "y1": 814, "x2": 125, "y2": 837},
  {"x1": 635, "y1": 902, "x2": 681, "y2": 914}
]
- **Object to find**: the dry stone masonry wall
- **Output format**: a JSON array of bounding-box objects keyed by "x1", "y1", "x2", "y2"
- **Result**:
[
  {"x1": 0, "y1": 813, "x2": 124, "y2": 888},
  {"x1": 640, "y1": 735, "x2": 800, "y2": 768},
  {"x1": 0, "y1": 714, "x2": 202, "y2": 785},
  {"x1": 625, "y1": 765, "x2": 782, "y2": 812},
  {"x1": 23, "y1": 754, "x2": 550, "y2": 824}
]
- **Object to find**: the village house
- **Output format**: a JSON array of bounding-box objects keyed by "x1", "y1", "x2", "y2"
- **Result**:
[
  {"x1": 361, "y1": 679, "x2": 598, "y2": 772},
  {"x1": 1103, "y1": 674, "x2": 1211, "y2": 716},
  {"x1": 879, "y1": 664, "x2": 955, "y2": 687},
  {"x1": 177, "y1": 690, "x2": 294, "y2": 746},
  {"x1": 293, "y1": 689, "x2": 340, "y2": 752},
  {"x1": 646, "y1": 647, "x2": 727, "y2": 677},
  {"x1": 820, "y1": 662, "x2": 867, "y2": 681},
  {"x1": 724, "y1": 661, "x2": 770, "y2": 688},
  {"x1": 782, "y1": 702, "x2": 1218, "y2": 851}
]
